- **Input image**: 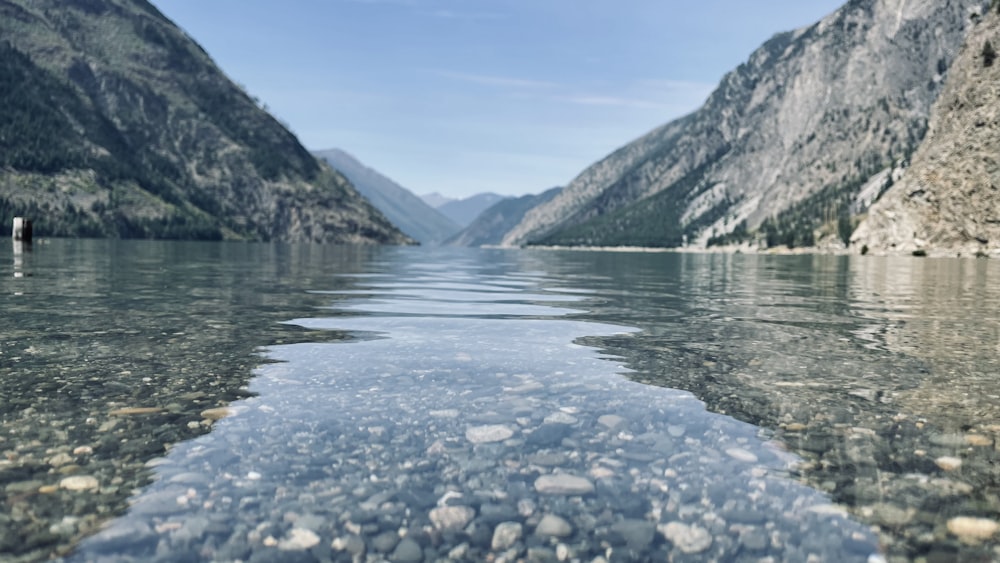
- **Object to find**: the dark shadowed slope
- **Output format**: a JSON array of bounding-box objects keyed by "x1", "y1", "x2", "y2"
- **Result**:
[{"x1": 0, "y1": 0, "x2": 410, "y2": 244}]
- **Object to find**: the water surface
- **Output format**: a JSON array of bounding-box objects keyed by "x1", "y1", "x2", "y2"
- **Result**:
[{"x1": 1, "y1": 241, "x2": 998, "y2": 562}]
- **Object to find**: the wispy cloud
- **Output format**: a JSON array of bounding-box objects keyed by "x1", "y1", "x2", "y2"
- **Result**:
[
  {"x1": 427, "y1": 9, "x2": 505, "y2": 21},
  {"x1": 434, "y1": 70, "x2": 557, "y2": 90},
  {"x1": 343, "y1": 0, "x2": 505, "y2": 20},
  {"x1": 560, "y1": 80, "x2": 715, "y2": 111},
  {"x1": 560, "y1": 95, "x2": 666, "y2": 109}
]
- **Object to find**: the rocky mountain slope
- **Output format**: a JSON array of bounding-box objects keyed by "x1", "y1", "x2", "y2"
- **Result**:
[
  {"x1": 446, "y1": 187, "x2": 562, "y2": 247},
  {"x1": 501, "y1": 0, "x2": 988, "y2": 249},
  {"x1": 438, "y1": 193, "x2": 509, "y2": 228},
  {"x1": 852, "y1": 4, "x2": 1000, "y2": 256},
  {"x1": 0, "y1": 0, "x2": 410, "y2": 244},
  {"x1": 314, "y1": 149, "x2": 459, "y2": 244}
]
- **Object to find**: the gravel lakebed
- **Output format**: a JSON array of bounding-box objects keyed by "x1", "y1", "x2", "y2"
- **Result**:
[{"x1": 63, "y1": 284, "x2": 881, "y2": 562}]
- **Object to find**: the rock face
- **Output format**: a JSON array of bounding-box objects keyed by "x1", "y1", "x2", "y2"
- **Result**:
[
  {"x1": 314, "y1": 148, "x2": 460, "y2": 244},
  {"x1": 852, "y1": 5, "x2": 1000, "y2": 256},
  {"x1": 446, "y1": 187, "x2": 562, "y2": 247},
  {"x1": 0, "y1": 0, "x2": 410, "y2": 244},
  {"x1": 500, "y1": 0, "x2": 986, "y2": 249}
]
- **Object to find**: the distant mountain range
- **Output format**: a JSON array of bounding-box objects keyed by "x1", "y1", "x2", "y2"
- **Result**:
[
  {"x1": 419, "y1": 192, "x2": 455, "y2": 209},
  {"x1": 313, "y1": 149, "x2": 459, "y2": 244},
  {"x1": 446, "y1": 188, "x2": 562, "y2": 247},
  {"x1": 0, "y1": 0, "x2": 408, "y2": 243},
  {"x1": 436, "y1": 193, "x2": 510, "y2": 228},
  {"x1": 497, "y1": 0, "x2": 988, "y2": 251}
]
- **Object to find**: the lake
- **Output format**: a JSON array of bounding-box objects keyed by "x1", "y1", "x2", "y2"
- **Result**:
[{"x1": 1, "y1": 240, "x2": 998, "y2": 562}]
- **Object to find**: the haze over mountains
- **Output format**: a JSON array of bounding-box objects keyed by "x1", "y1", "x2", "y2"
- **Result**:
[
  {"x1": 0, "y1": 0, "x2": 408, "y2": 243},
  {"x1": 314, "y1": 149, "x2": 523, "y2": 244},
  {"x1": 445, "y1": 188, "x2": 563, "y2": 248},
  {"x1": 313, "y1": 149, "x2": 459, "y2": 244},
  {"x1": 419, "y1": 193, "x2": 455, "y2": 210},
  {"x1": 434, "y1": 193, "x2": 510, "y2": 229}
]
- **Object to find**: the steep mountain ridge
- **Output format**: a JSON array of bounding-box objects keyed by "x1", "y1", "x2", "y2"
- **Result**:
[
  {"x1": 420, "y1": 192, "x2": 455, "y2": 209},
  {"x1": 446, "y1": 187, "x2": 562, "y2": 247},
  {"x1": 0, "y1": 0, "x2": 410, "y2": 243},
  {"x1": 502, "y1": 0, "x2": 988, "y2": 248},
  {"x1": 438, "y1": 193, "x2": 509, "y2": 228},
  {"x1": 314, "y1": 149, "x2": 460, "y2": 244},
  {"x1": 852, "y1": 4, "x2": 1000, "y2": 256}
]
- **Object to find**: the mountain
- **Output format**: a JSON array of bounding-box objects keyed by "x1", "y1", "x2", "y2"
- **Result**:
[
  {"x1": 438, "y1": 193, "x2": 510, "y2": 228},
  {"x1": 0, "y1": 0, "x2": 410, "y2": 244},
  {"x1": 500, "y1": 0, "x2": 987, "y2": 249},
  {"x1": 851, "y1": 5, "x2": 1000, "y2": 257},
  {"x1": 314, "y1": 149, "x2": 460, "y2": 244},
  {"x1": 446, "y1": 187, "x2": 563, "y2": 247},
  {"x1": 420, "y1": 192, "x2": 455, "y2": 209}
]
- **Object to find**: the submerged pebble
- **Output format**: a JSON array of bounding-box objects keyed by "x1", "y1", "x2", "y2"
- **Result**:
[
  {"x1": 59, "y1": 476, "x2": 99, "y2": 492},
  {"x1": 947, "y1": 517, "x2": 1000, "y2": 541},
  {"x1": 466, "y1": 425, "x2": 514, "y2": 444}
]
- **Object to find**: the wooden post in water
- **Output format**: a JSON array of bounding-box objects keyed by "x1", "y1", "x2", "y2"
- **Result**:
[{"x1": 12, "y1": 217, "x2": 32, "y2": 242}]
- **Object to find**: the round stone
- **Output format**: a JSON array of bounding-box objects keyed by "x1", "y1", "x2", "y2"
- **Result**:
[
  {"x1": 965, "y1": 434, "x2": 993, "y2": 447},
  {"x1": 430, "y1": 505, "x2": 476, "y2": 530},
  {"x1": 947, "y1": 517, "x2": 999, "y2": 541},
  {"x1": 534, "y1": 474, "x2": 594, "y2": 495},
  {"x1": 544, "y1": 412, "x2": 578, "y2": 425},
  {"x1": 611, "y1": 519, "x2": 656, "y2": 549},
  {"x1": 60, "y1": 475, "x2": 99, "y2": 491},
  {"x1": 391, "y1": 537, "x2": 423, "y2": 562},
  {"x1": 491, "y1": 521, "x2": 523, "y2": 550},
  {"x1": 278, "y1": 528, "x2": 320, "y2": 551},
  {"x1": 934, "y1": 456, "x2": 963, "y2": 471},
  {"x1": 466, "y1": 424, "x2": 514, "y2": 444},
  {"x1": 371, "y1": 531, "x2": 399, "y2": 553},
  {"x1": 48, "y1": 453, "x2": 74, "y2": 467},
  {"x1": 871, "y1": 504, "x2": 913, "y2": 526},
  {"x1": 662, "y1": 522, "x2": 712, "y2": 554},
  {"x1": 200, "y1": 407, "x2": 233, "y2": 421},
  {"x1": 725, "y1": 447, "x2": 758, "y2": 463},
  {"x1": 597, "y1": 414, "x2": 626, "y2": 430},
  {"x1": 536, "y1": 514, "x2": 573, "y2": 538}
]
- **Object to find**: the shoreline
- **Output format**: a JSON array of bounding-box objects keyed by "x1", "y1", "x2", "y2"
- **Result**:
[{"x1": 494, "y1": 243, "x2": 996, "y2": 259}]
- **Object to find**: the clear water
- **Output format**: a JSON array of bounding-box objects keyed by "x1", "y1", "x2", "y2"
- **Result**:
[{"x1": 1, "y1": 240, "x2": 998, "y2": 562}]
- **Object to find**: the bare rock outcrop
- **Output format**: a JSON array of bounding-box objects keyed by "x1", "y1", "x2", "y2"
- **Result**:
[
  {"x1": 501, "y1": 0, "x2": 987, "y2": 249},
  {"x1": 853, "y1": 5, "x2": 1000, "y2": 256}
]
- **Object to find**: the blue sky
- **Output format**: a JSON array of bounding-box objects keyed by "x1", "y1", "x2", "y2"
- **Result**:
[{"x1": 150, "y1": 0, "x2": 844, "y2": 199}]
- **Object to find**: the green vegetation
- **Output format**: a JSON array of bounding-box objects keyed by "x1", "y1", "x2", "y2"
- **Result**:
[
  {"x1": 0, "y1": 0, "x2": 405, "y2": 245},
  {"x1": 706, "y1": 220, "x2": 750, "y2": 247},
  {"x1": 532, "y1": 148, "x2": 729, "y2": 248},
  {"x1": 984, "y1": 40, "x2": 997, "y2": 68},
  {"x1": 758, "y1": 185, "x2": 849, "y2": 249},
  {"x1": 0, "y1": 41, "x2": 90, "y2": 173},
  {"x1": 0, "y1": 40, "x2": 225, "y2": 239}
]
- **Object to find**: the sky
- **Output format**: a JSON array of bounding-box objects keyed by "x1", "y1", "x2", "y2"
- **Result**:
[{"x1": 149, "y1": 0, "x2": 845, "y2": 199}]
